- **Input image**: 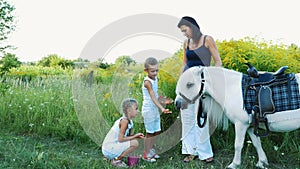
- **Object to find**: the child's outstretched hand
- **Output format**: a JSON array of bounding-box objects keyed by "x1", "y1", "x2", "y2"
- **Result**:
[
  {"x1": 159, "y1": 96, "x2": 174, "y2": 106},
  {"x1": 163, "y1": 108, "x2": 172, "y2": 114},
  {"x1": 164, "y1": 98, "x2": 174, "y2": 105},
  {"x1": 135, "y1": 133, "x2": 145, "y2": 139}
]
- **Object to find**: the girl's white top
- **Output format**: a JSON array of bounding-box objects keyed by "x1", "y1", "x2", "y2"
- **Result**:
[{"x1": 102, "y1": 117, "x2": 133, "y2": 157}]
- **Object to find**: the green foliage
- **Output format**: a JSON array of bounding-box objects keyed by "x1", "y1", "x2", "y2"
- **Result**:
[
  {"x1": 96, "y1": 66, "x2": 116, "y2": 83},
  {"x1": 0, "y1": 0, "x2": 16, "y2": 53},
  {"x1": 217, "y1": 37, "x2": 300, "y2": 73},
  {"x1": 115, "y1": 55, "x2": 136, "y2": 66},
  {"x1": 0, "y1": 80, "x2": 9, "y2": 95},
  {"x1": 0, "y1": 52, "x2": 21, "y2": 75},
  {"x1": 97, "y1": 62, "x2": 110, "y2": 69},
  {"x1": 7, "y1": 65, "x2": 68, "y2": 80},
  {"x1": 37, "y1": 54, "x2": 74, "y2": 69},
  {"x1": 0, "y1": 76, "x2": 87, "y2": 141},
  {"x1": 73, "y1": 57, "x2": 89, "y2": 63}
]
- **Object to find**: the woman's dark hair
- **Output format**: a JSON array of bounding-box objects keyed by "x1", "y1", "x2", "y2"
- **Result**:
[{"x1": 177, "y1": 16, "x2": 202, "y2": 44}]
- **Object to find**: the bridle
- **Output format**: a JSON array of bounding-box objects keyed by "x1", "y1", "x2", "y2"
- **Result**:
[
  {"x1": 179, "y1": 71, "x2": 205, "y2": 104},
  {"x1": 179, "y1": 71, "x2": 207, "y2": 128}
]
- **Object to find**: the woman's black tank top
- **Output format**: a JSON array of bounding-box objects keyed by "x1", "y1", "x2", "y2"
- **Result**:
[{"x1": 184, "y1": 35, "x2": 212, "y2": 71}]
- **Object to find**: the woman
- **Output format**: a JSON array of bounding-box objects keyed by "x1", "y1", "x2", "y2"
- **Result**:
[{"x1": 177, "y1": 16, "x2": 222, "y2": 163}]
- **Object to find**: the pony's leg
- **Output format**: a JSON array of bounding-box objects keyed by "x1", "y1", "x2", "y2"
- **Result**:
[
  {"x1": 227, "y1": 122, "x2": 248, "y2": 169},
  {"x1": 247, "y1": 128, "x2": 269, "y2": 168}
]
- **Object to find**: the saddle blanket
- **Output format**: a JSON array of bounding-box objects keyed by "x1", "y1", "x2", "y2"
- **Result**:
[{"x1": 242, "y1": 75, "x2": 300, "y2": 114}]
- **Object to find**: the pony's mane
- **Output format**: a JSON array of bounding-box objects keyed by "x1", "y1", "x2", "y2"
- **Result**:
[{"x1": 202, "y1": 95, "x2": 228, "y2": 131}]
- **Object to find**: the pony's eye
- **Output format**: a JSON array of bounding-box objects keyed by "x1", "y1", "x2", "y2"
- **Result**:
[{"x1": 187, "y1": 82, "x2": 194, "y2": 89}]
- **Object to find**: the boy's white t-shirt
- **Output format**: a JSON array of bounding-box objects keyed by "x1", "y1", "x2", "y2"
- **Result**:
[{"x1": 142, "y1": 76, "x2": 160, "y2": 122}]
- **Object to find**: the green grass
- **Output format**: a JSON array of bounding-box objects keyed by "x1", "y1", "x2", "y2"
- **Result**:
[
  {"x1": 0, "y1": 131, "x2": 101, "y2": 169},
  {"x1": 1, "y1": 130, "x2": 299, "y2": 169}
]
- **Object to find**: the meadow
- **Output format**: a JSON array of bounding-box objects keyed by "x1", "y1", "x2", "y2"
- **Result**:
[{"x1": 1, "y1": 37, "x2": 299, "y2": 168}]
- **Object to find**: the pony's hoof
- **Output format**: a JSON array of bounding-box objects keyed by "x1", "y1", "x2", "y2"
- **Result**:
[
  {"x1": 227, "y1": 163, "x2": 240, "y2": 169},
  {"x1": 255, "y1": 160, "x2": 269, "y2": 169}
]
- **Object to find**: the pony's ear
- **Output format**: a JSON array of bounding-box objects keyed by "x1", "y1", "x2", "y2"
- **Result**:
[
  {"x1": 176, "y1": 66, "x2": 202, "y2": 102},
  {"x1": 195, "y1": 66, "x2": 204, "y2": 76}
]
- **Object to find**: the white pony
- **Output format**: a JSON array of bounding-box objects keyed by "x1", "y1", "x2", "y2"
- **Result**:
[{"x1": 175, "y1": 66, "x2": 300, "y2": 169}]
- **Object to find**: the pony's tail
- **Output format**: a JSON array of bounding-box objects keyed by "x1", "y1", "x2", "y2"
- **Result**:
[{"x1": 202, "y1": 95, "x2": 228, "y2": 131}]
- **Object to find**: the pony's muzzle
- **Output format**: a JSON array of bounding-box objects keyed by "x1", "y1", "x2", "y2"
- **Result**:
[
  {"x1": 175, "y1": 96, "x2": 188, "y2": 110},
  {"x1": 175, "y1": 98, "x2": 182, "y2": 110}
]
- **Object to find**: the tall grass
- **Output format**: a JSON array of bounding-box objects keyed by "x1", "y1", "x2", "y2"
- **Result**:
[{"x1": 0, "y1": 76, "x2": 87, "y2": 141}]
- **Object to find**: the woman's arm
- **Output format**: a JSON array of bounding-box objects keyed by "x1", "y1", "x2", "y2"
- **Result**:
[
  {"x1": 206, "y1": 35, "x2": 222, "y2": 67},
  {"x1": 180, "y1": 40, "x2": 188, "y2": 73}
]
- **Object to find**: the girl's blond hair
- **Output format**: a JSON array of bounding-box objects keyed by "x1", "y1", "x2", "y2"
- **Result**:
[{"x1": 121, "y1": 98, "x2": 138, "y2": 117}]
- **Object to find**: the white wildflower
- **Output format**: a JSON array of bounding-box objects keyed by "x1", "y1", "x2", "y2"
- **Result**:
[{"x1": 37, "y1": 152, "x2": 44, "y2": 160}]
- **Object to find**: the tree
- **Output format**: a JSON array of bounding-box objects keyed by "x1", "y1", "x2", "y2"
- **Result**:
[
  {"x1": 115, "y1": 55, "x2": 136, "y2": 66},
  {"x1": 98, "y1": 62, "x2": 110, "y2": 69},
  {"x1": 0, "y1": 0, "x2": 16, "y2": 54},
  {"x1": 37, "y1": 54, "x2": 74, "y2": 69},
  {"x1": 0, "y1": 53, "x2": 21, "y2": 75}
]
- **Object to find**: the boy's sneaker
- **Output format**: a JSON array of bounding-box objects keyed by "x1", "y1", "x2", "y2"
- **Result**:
[
  {"x1": 150, "y1": 148, "x2": 160, "y2": 159},
  {"x1": 143, "y1": 151, "x2": 156, "y2": 162}
]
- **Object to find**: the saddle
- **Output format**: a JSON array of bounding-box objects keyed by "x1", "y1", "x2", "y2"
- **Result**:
[{"x1": 244, "y1": 63, "x2": 295, "y2": 137}]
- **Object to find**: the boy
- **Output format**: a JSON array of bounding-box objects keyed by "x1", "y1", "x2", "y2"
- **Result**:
[{"x1": 141, "y1": 57, "x2": 171, "y2": 162}]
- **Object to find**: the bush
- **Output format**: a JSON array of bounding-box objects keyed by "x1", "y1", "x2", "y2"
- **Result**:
[
  {"x1": 217, "y1": 37, "x2": 300, "y2": 73},
  {"x1": 0, "y1": 53, "x2": 21, "y2": 75}
]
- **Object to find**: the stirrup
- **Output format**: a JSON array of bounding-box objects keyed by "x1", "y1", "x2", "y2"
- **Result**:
[{"x1": 254, "y1": 117, "x2": 270, "y2": 137}]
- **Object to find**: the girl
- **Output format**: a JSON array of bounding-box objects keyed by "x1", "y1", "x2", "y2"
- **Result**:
[{"x1": 102, "y1": 98, "x2": 144, "y2": 168}]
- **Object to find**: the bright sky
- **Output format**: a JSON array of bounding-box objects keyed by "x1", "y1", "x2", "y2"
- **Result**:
[{"x1": 5, "y1": 0, "x2": 300, "y2": 63}]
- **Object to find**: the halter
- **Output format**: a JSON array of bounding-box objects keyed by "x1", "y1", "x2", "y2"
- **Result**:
[
  {"x1": 179, "y1": 71, "x2": 205, "y2": 104},
  {"x1": 179, "y1": 71, "x2": 207, "y2": 128}
]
